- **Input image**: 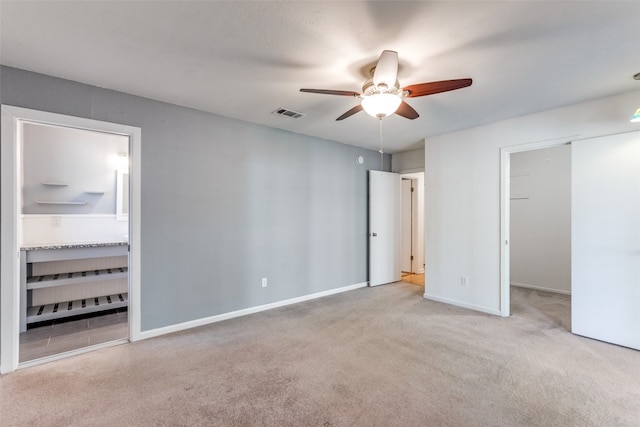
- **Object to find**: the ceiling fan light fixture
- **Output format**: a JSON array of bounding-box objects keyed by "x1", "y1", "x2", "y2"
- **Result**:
[{"x1": 361, "y1": 93, "x2": 402, "y2": 118}]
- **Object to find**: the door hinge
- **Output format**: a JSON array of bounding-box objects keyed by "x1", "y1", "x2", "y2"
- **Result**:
[
  {"x1": 411, "y1": 187, "x2": 414, "y2": 192},
  {"x1": 410, "y1": 255, "x2": 414, "y2": 260}
]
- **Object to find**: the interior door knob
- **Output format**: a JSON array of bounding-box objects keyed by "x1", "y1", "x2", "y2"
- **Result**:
[{"x1": 370, "y1": 232, "x2": 377, "y2": 237}]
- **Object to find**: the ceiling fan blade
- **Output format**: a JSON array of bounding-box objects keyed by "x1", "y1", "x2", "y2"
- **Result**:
[
  {"x1": 336, "y1": 104, "x2": 363, "y2": 121},
  {"x1": 403, "y1": 78, "x2": 472, "y2": 98},
  {"x1": 373, "y1": 50, "x2": 398, "y2": 89},
  {"x1": 395, "y1": 101, "x2": 419, "y2": 120},
  {"x1": 300, "y1": 88, "x2": 360, "y2": 97}
]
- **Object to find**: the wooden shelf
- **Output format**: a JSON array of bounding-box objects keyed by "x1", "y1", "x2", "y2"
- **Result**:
[
  {"x1": 27, "y1": 293, "x2": 128, "y2": 324},
  {"x1": 27, "y1": 267, "x2": 128, "y2": 290},
  {"x1": 36, "y1": 201, "x2": 86, "y2": 205}
]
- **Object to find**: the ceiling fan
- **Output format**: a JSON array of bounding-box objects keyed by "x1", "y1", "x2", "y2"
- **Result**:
[{"x1": 300, "y1": 50, "x2": 472, "y2": 121}]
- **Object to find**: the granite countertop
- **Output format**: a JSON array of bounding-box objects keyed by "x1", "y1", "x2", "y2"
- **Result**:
[{"x1": 21, "y1": 241, "x2": 128, "y2": 251}]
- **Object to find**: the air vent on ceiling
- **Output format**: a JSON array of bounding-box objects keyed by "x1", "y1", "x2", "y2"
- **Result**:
[{"x1": 272, "y1": 107, "x2": 306, "y2": 119}]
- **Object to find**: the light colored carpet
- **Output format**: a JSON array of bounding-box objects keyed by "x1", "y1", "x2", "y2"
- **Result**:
[{"x1": 1, "y1": 283, "x2": 639, "y2": 426}]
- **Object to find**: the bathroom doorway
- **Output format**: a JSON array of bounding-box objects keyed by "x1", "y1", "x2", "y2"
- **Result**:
[
  {"x1": 1, "y1": 105, "x2": 141, "y2": 373},
  {"x1": 18, "y1": 122, "x2": 130, "y2": 362}
]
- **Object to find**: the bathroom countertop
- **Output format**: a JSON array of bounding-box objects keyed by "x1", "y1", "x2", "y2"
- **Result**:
[{"x1": 21, "y1": 241, "x2": 128, "y2": 251}]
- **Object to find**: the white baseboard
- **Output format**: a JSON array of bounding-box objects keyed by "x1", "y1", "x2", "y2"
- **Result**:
[
  {"x1": 422, "y1": 293, "x2": 502, "y2": 316},
  {"x1": 510, "y1": 282, "x2": 571, "y2": 295},
  {"x1": 139, "y1": 282, "x2": 368, "y2": 341}
]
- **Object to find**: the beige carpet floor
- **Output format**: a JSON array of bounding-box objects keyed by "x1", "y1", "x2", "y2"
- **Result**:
[{"x1": 1, "y1": 283, "x2": 639, "y2": 426}]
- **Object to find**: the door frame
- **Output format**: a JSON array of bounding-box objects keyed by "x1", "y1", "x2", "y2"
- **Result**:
[
  {"x1": 400, "y1": 171, "x2": 424, "y2": 275},
  {"x1": 499, "y1": 137, "x2": 574, "y2": 317},
  {"x1": 400, "y1": 178, "x2": 414, "y2": 273},
  {"x1": 0, "y1": 105, "x2": 142, "y2": 373}
]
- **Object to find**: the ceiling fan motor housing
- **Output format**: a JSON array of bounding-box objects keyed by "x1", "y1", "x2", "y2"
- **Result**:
[{"x1": 362, "y1": 78, "x2": 401, "y2": 97}]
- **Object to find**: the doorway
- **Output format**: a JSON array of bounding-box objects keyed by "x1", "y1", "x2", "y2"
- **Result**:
[
  {"x1": 1, "y1": 105, "x2": 141, "y2": 373},
  {"x1": 500, "y1": 138, "x2": 572, "y2": 317},
  {"x1": 400, "y1": 172, "x2": 424, "y2": 286},
  {"x1": 501, "y1": 132, "x2": 640, "y2": 350},
  {"x1": 19, "y1": 122, "x2": 130, "y2": 362},
  {"x1": 368, "y1": 170, "x2": 425, "y2": 288},
  {"x1": 508, "y1": 145, "x2": 571, "y2": 329}
]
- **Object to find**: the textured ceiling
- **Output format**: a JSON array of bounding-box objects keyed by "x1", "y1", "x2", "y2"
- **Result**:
[{"x1": 1, "y1": 1, "x2": 639, "y2": 153}]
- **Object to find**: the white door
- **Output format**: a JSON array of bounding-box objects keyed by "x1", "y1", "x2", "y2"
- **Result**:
[
  {"x1": 572, "y1": 131, "x2": 640, "y2": 350},
  {"x1": 369, "y1": 171, "x2": 402, "y2": 286},
  {"x1": 400, "y1": 179, "x2": 413, "y2": 273}
]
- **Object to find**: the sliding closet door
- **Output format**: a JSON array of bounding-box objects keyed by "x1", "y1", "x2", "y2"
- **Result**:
[{"x1": 572, "y1": 131, "x2": 640, "y2": 350}]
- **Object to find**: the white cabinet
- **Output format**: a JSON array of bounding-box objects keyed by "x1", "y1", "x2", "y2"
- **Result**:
[{"x1": 20, "y1": 243, "x2": 128, "y2": 331}]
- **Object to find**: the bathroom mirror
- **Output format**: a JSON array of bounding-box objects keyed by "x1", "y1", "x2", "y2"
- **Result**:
[{"x1": 116, "y1": 169, "x2": 129, "y2": 221}]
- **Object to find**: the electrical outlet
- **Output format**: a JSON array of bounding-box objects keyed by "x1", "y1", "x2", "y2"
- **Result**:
[
  {"x1": 460, "y1": 276, "x2": 468, "y2": 286},
  {"x1": 261, "y1": 278, "x2": 268, "y2": 288},
  {"x1": 52, "y1": 216, "x2": 62, "y2": 228}
]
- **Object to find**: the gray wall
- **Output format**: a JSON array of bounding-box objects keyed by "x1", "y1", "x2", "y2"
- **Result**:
[
  {"x1": 1, "y1": 66, "x2": 388, "y2": 331},
  {"x1": 391, "y1": 147, "x2": 424, "y2": 173},
  {"x1": 510, "y1": 145, "x2": 571, "y2": 294}
]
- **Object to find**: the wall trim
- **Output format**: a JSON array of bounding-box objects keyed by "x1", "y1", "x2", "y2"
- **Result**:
[
  {"x1": 510, "y1": 282, "x2": 571, "y2": 295},
  {"x1": 423, "y1": 292, "x2": 502, "y2": 317},
  {"x1": 397, "y1": 167, "x2": 425, "y2": 174},
  {"x1": 138, "y1": 282, "x2": 368, "y2": 340}
]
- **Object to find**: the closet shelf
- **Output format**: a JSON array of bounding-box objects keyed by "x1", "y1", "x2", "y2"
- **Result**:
[
  {"x1": 84, "y1": 191, "x2": 105, "y2": 195},
  {"x1": 41, "y1": 182, "x2": 68, "y2": 187},
  {"x1": 36, "y1": 201, "x2": 86, "y2": 205},
  {"x1": 27, "y1": 293, "x2": 128, "y2": 324},
  {"x1": 27, "y1": 267, "x2": 128, "y2": 290}
]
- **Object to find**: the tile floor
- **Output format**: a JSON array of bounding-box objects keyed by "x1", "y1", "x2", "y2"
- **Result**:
[{"x1": 19, "y1": 308, "x2": 128, "y2": 363}]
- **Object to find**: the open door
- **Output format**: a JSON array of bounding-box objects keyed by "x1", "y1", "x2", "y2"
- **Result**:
[
  {"x1": 572, "y1": 131, "x2": 640, "y2": 350},
  {"x1": 369, "y1": 171, "x2": 401, "y2": 286}
]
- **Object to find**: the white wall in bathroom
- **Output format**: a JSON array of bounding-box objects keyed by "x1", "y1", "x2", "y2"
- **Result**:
[{"x1": 21, "y1": 214, "x2": 128, "y2": 246}]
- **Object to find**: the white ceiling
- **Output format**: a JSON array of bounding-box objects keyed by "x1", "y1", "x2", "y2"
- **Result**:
[{"x1": 1, "y1": 1, "x2": 639, "y2": 153}]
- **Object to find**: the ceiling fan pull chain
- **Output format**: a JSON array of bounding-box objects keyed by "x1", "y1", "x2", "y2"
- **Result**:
[{"x1": 379, "y1": 117, "x2": 384, "y2": 169}]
